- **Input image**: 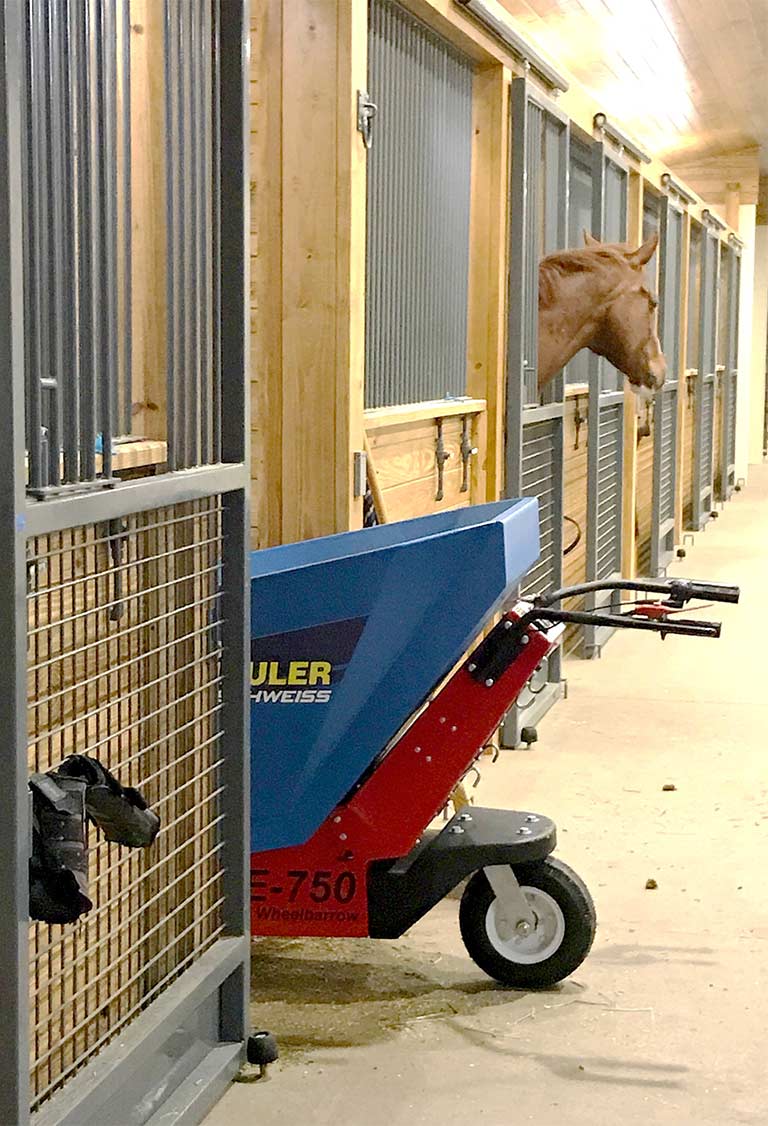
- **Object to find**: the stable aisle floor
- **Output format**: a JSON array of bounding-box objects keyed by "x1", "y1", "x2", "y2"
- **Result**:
[{"x1": 205, "y1": 462, "x2": 768, "y2": 1126}]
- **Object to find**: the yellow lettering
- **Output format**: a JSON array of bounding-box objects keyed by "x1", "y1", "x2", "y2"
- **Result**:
[
  {"x1": 269, "y1": 660, "x2": 287, "y2": 686},
  {"x1": 308, "y1": 661, "x2": 331, "y2": 686},
  {"x1": 287, "y1": 661, "x2": 309, "y2": 686},
  {"x1": 250, "y1": 661, "x2": 268, "y2": 687}
]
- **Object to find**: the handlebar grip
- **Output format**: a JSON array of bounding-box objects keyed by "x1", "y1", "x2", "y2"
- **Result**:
[{"x1": 680, "y1": 581, "x2": 740, "y2": 604}]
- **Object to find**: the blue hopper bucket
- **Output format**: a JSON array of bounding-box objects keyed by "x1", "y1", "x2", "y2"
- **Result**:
[{"x1": 249, "y1": 499, "x2": 540, "y2": 852}]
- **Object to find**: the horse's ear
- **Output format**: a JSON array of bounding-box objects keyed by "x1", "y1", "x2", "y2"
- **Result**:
[
  {"x1": 583, "y1": 230, "x2": 600, "y2": 247},
  {"x1": 626, "y1": 232, "x2": 658, "y2": 268}
]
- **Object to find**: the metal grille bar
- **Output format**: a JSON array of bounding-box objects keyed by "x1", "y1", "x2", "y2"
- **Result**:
[
  {"x1": 365, "y1": 0, "x2": 473, "y2": 409},
  {"x1": 28, "y1": 499, "x2": 226, "y2": 1110}
]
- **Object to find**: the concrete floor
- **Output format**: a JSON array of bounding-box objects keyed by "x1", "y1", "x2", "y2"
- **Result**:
[{"x1": 206, "y1": 463, "x2": 768, "y2": 1126}]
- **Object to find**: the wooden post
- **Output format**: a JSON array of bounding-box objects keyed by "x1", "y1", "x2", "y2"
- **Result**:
[
  {"x1": 129, "y1": 1, "x2": 167, "y2": 443},
  {"x1": 621, "y1": 169, "x2": 643, "y2": 578},
  {"x1": 279, "y1": 0, "x2": 366, "y2": 545},
  {"x1": 250, "y1": 0, "x2": 284, "y2": 548},
  {"x1": 466, "y1": 64, "x2": 509, "y2": 502},
  {"x1": 725, "y1": 183, "x2": 741, "y2": 232}
]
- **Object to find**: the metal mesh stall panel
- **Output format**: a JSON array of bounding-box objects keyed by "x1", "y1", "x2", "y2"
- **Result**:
[
  {"x1": 595, "y1": 402, "x2": 622, "y2": 580},
  {"x1": 365, "y1": 0, "x2": 473, "y2": 409},
  {"x1": 27, "y1": 499, "x2": 225, "y2": 1111},
  {"x1": 699, "y1": 381, "x2": 715, "y2": 491},
  {"x1": 520, "y1": 419, "x2": 559, "y2": 597}
]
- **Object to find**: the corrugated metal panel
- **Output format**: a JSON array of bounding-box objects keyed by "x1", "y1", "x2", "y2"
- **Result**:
[
  {"x1": 726, "y1": 375, "x2": 737, "y2": 469},
  {"x1": 699, "y1": 380, "x2": 715, "y2": 490},
  {"x1": 659, "y1": 389, "x2": 676, "y2": 522},
  {"x1": 365, "y1": 0, "x2": 473, "y2": 409},
  {"x1": 520, "y1": 419, "x2": 559, "y2": 597},
  {"x1": 595, "y1": 402, "x2": 622, "y2": 579}
]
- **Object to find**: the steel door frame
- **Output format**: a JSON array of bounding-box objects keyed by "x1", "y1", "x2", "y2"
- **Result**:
[
  {"x1": 650, "y1": 195, "x2": 683, "y2": 574},
  {"x1": 502, "y1": 77, "x2": 568, "y2": 745},
  {"x1": 692, "y1": 226, "x2": 720, "y2": 529},
  {"x1": 584, "y1": 140, "x2": 628, "y2": 656},
  {"x1": 0, "y1": 4, "x2": 251, "y2": 1124}
]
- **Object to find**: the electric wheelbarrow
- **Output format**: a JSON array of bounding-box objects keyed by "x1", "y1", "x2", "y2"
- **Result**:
[{"x1": 249, "y1": 500, "x2": 738, "y2": 988}]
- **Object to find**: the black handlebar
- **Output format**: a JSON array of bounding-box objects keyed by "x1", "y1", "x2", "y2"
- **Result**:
[{"x1": 535, "y1": 578, "x2": 740, "y2": 609}]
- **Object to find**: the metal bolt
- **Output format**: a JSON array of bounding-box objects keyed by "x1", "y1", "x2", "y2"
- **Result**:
[
  {"x1": 468, "y1": 662, "x2": 477, "y2": 672},
  {"x1": 457, "y1": 812, "x2": 472, "y2": 822},
  {"x1": 524, "y1": 814, "x2": 539, "y2": 823},
  {"x1": 485, "y1": 678, "x2": 494, "y2": 687},
  {"x1": 333, "y1": 816, "x2": 341, "y2": 823},
  {"x1": 504, "y1": 620, "x2": 513, "y2": 630},
  {"x1": 339, "y1": 833, "x2": 347, "y2": 841},
  {"x1": 439, "y1": 717, "x2": 446, "y2": 724},
  {"x1": 516, "y1": 826, "x2": 532, "y2": 836},
  {"x1": 450, "y1": 725, "x2": 457, "y2": 732},
  {"x1": 414, "y1": 746, "x2": 421, "y2": 754},
  {"x1": 521, "y1": 636, "x2": 529, "y2": 646},
  {"x1": 425, "y1": 755, "x2": 432, "y2": 763},
  {"x1": 449, "y1": 826, "x2": 465, "y2": 835},
  {"x1": 515, "y1": 920, "x2": 532, "y2": 936}
]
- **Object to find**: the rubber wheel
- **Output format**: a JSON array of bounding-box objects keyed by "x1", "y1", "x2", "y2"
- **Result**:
[
  {"x1": 459, "y1": 858, "x2": 596, "y2": 989},
  {"x1": 247, "y1": 1031, "x2": 279, "y2": 1066}
]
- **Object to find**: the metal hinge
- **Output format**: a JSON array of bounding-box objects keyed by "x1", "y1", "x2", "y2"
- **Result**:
[
  {"x1": 353, "y1": 450, "x2": 367, "y2": 499},
  {"x1": 357, "y1": 90, "x2": 377, "y2": 150}
]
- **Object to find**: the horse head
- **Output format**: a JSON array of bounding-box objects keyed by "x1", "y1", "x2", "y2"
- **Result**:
[{"x1": 582, "y1": 231, "x2": 666, "y2": 396}]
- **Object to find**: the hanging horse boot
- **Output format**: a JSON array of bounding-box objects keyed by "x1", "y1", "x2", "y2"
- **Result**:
[
  {"x1": 57, "y1": 754, "x2": 161, "y2": 849},
  {"x1": 29, "y1": 772, "x2": 92, "y2": 925}
]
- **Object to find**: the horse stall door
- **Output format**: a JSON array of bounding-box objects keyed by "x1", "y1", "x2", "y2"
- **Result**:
[
  {"x1": 717, "y1": 242, "x2": 741, "y2": 501},
  {"x1": 501, "y1": 77, "x2": 568, "y2": 746},
  {"x1": 650, "y1": 197, "x2": 683, "y2": 575},
  {"x1": 692, "y1": 227, "x2": 720, "y2": 528},
  {"x1": 364, "y1": 0, "x2": 476, "y2": 521},
  {"x1": 583, "y1": 142, "x2": 628, "y2": 655},
  {"x1": 683, "y1": 221, "x2": 703, "y2": 528},
  {"x1": 560, "y1": 135, "x2": 593, "y2": 657}
]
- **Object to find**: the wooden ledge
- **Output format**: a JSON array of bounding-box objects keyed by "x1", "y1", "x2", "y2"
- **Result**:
[{"x1": 364, "y1": 398, "x2": 487, "y2": 431}]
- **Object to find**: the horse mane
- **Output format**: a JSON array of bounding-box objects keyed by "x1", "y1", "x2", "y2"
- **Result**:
[{"x1": 538, "y1": 246, "x2": 630, "y2": 309}]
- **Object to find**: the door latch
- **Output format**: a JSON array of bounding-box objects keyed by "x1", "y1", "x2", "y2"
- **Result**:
[
  {"x1": 459, "y1": 415, "x2": 477, "y2": 493},
  {"x1": 435, "y1": 418, "x2": 452, "y2": 501},
  {"x1": 357, "y1": 90, "x2": 377, "y2": 150}
]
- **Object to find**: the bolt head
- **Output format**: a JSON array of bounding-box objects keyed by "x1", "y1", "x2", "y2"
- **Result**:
[
  {"x1": 524, "y1": 814, "x2": 539, "y2": 823},
  {"x1": 468, "y1": 662, "x2": 477, "y2": 672},
  {"x1": 521, "y1": 635, "x2": 529, "y2": 645},
  {"x1": 515, "y1": 920, "x2": 532, "y2": 937},
  {"x1": 449, "y1": 825, "x2": 465, "y2": 835},
  {"x1": 485, "y1": 678, "x2": 494, "y2": 687},
  {"x1": 339, "y1": 833, "x2": 347, "y2": 841},
  {"x1": 516, "y1": 826, "x2": 532, "y2": 836},
  {"x1": 425, "y1": 755, "x2": 432, "y2": 763}
]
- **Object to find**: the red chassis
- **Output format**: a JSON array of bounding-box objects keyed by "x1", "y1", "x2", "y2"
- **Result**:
[{"x1": 250, "y1": 606, "x2": 558, "y2": 938}]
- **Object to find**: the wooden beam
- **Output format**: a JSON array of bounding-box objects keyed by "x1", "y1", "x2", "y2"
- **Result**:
[
  {"x1": 279, "y1": 0, "x2": 365, "y2": 544},
  {"x1": 249, "y1": 0, "x2": 283, "y2": 549},
  {"x1": 129, "y1": 1, "x2": 167, "y2": 442},
  {"x1": 466, "y1": 64, "x2": 509, "y2": 502},
  {"x1": 336, "y1": 0, "x2": 367, "y2": 532},
  {"x1": 621, "y1": 169, "x2": 643, "y2": 579},
  {"x1": 666, "y1": 146, "x2": 760, "y2": 208}
]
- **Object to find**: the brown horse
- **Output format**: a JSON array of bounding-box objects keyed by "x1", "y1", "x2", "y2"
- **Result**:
[{"x1": 538, "y1": 232, "x2": 666, "y2": 395}]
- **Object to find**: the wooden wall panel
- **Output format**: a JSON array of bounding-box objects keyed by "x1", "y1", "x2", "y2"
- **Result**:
[
  {"x1": 129, "y1": 2, "x2": 167, "y2": 441},
  {"x1": 682, "y1": 376, "x2": 696, "y2": 528},
  {"x1": 367, "y1": 417, "x2": 474, "y2": 523}
]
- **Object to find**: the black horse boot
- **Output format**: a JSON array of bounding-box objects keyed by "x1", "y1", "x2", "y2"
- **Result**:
[
  {"x1": 29, "y1": 772, "x2": 92, "y2": 925},
  {"x1": 56, "y1": 754, "x2": 161, "y2": 848}
]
